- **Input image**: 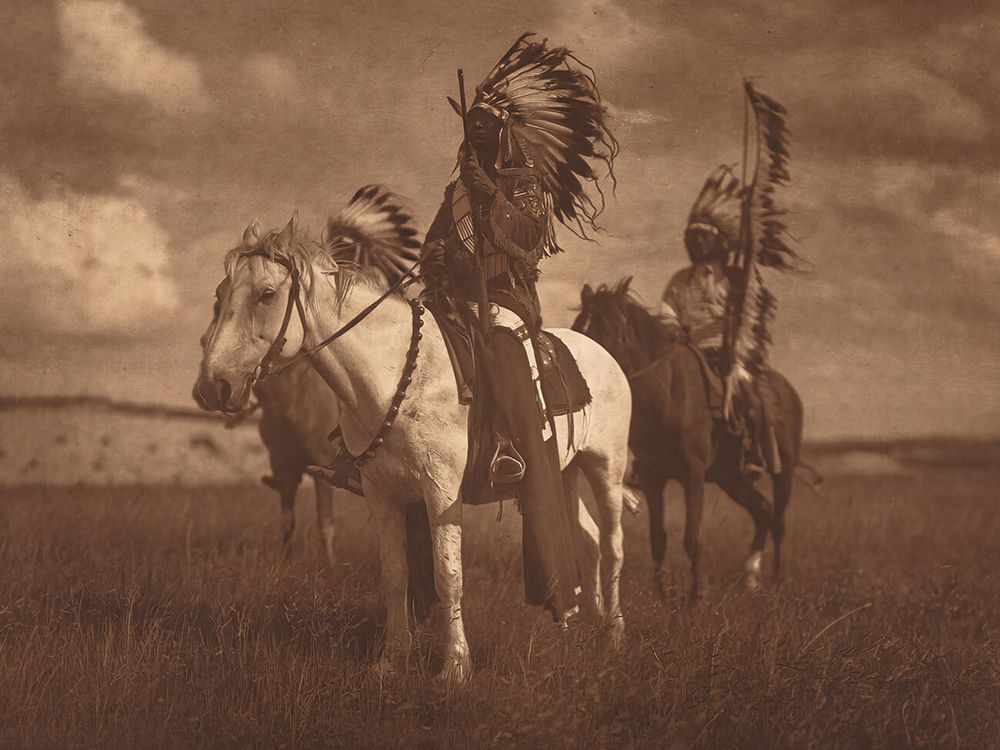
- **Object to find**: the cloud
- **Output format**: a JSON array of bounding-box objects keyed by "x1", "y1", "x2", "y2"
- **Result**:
[
  {"x1": 605, "y1": 101, "x2": 673, "y2": 129},
  {"x1": 244, "y1": 54, "x2": 300, "y2": 100},
  {"x1": 0, "y1": 175, "x2": 180, "y2": 337},
  {"x1": 786, "y1": 49, "x2": 991, "y2": 157},
  {"x1": 58, "y1": 0, "x2": 209, "y2": 114}
]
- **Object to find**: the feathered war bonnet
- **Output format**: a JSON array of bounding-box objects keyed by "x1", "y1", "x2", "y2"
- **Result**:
[
  {"x1": 460, "y1": 33, "x2": 619, "y2": 253},
  {"x1": 684, "y1": 165, "x2": 745, "y2": 264}
]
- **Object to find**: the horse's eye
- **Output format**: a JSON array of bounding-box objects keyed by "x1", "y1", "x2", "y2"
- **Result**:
[{"x1": 260, "y1": 289, "x2": 276, "y2": 304}]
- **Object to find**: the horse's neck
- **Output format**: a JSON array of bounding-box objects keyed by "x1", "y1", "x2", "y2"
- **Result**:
[
  {"x1": 300, "y1": 274, "x2": 411, "y2": 451},
  {"x1": 624, "y1": 306, "x2": 676, "y2": 372}
]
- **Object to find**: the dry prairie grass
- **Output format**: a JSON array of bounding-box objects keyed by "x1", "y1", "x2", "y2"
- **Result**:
[{"x1": 1, "y1": 459, "x2": 999, "y2": 748}]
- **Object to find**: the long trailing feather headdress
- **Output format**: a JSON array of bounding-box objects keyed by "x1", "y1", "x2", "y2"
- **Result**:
[
  {"x1": 320, "y1": 185, "x2": 422, "y2": 285},
  {"x1": 465, "y1": 33, "x2": 619, "y2": 248}
]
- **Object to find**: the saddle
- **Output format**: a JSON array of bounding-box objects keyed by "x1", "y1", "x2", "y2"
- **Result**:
[
  {"x1": 425, "y1": 294, "x2": 591, "y2": 505},
  {"x1": 684, "y1": 341, "x2": 783, "y2": 474}
]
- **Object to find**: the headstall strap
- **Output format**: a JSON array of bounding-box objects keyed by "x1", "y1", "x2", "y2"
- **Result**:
[
  {"x1": 241, "y1": 249, "x2": 426, "y2": 482},
  {"x1": 253, "y1": 264, "x2": 301, "y2": 384},
  {"x1": 260, "y1": 257, "x2": 422, "y2": 380}
]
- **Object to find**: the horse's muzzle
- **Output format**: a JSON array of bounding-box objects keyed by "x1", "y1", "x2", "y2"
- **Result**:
[
  {"x1": 193, "y1": 374, "x2": 251, "y2": 414},
  {"x1": 191, "y1": 379, "x2": 213, "y2": 411}
]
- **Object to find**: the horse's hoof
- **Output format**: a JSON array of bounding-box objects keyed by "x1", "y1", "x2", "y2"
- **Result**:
[
  {"x1": 434, "y1": 656, "x2": 471, "y2": 687},
  {"x1": 688, "y1": 581, "x2": 708, "y2": 605},
  {"x1": 367, "y1": 657, "x2": 398, "y2": 683},
  {"x1": 606, "y1": 616, "x2": 625, "y2": 650},
  {"x1": 743, "y1": 552, "x2": 764, "y2": 592},
  {"x1": 654, "y1": 568, "x2": 669, "y2": 599}
]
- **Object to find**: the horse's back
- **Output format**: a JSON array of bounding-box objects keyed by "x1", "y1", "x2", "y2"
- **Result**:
[
  {"x1": 546, "y1": 327, "x2": 629, "y2": 397},
  {"x1": 545, "y1": 327, "x2": 632, "y2": 459}
]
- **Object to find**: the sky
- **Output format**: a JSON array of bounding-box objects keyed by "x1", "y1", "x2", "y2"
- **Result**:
[{"x1": 1, "y1": 0, "x2": 998, "y2": 439}]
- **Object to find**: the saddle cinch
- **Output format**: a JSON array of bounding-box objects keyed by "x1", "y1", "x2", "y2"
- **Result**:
[{"x1": 425, "y1": 294, "x2": 592, "y2": 505}]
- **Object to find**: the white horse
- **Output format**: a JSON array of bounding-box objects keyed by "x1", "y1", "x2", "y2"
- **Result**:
[
  {"x1": 195, "y1": 302, "x2": 340, "y2": 565},
  {"x1": 196, "y1": 213, "x2": 634, "y2": 683}
]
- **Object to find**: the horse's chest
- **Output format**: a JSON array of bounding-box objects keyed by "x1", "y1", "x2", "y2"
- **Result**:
[{"x1": 358, "y1": 413, "x2": 465, "y2": 500}]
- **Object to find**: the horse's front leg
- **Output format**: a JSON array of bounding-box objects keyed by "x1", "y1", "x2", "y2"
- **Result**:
[
  {"x1": 681, "y1": 465, "x2": 708, "y2": 602},
  {"x1": 313, "y1": 478, "x2": 336, "y2": 567},
  {"x1": 366, "y1": 491, "x2": 411, "y2": 674},
  {"x1": 563, "y1": 463, "x2": 603, "y2": 621},
  {"x1": 578, "y1": 453, "x2": 626, "y2": 648},
  {"x1": 423, "y1": 475, "x2": 470, "y2": 684}
]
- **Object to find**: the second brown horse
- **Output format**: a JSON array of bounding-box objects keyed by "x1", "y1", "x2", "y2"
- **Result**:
[{"x1": 573, "y1": 278, "x2": 804, "y2": 600}]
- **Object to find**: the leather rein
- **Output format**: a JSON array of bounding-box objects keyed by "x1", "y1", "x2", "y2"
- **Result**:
[
  {"x1": 237, "y1": 247, "x2": 424, "y2": 473},
  {"x1": 243, "y1": 248, "x2": 421, "y2": 386}
]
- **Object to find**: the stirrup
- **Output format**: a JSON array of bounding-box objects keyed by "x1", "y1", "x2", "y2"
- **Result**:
[{"x1": 490, "y1": 441, "x2": 525, "y2": 485}]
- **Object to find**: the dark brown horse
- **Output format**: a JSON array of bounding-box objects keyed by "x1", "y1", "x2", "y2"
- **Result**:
[{"x1": 572, "y1": 278, "x2": 804, "y2": 599}]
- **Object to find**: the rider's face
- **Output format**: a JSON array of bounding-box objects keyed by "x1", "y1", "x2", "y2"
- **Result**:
[{"x1": 468, "y1": 109, "x2": 502, "y2": 151}]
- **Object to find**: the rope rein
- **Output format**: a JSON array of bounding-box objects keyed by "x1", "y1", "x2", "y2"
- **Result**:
[
  {"x1": 252, "y1": 256, "x2": 422, "y2": 383},
  {"x1": 239, "y1": 249, "x2": 426, "y2": 477}
]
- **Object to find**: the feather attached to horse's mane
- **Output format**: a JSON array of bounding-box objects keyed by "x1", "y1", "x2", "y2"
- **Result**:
[{"x1": 321, "y1": 185, "x2": 422, "y2": 285}]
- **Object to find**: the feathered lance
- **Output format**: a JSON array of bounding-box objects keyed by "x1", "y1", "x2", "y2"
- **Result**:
[
  {"x1": 723, "y1": 79, "x2": 789, "y2": 422},
  {"x1": 457, "y1": 69, "x2": 491, "y2": 338}
]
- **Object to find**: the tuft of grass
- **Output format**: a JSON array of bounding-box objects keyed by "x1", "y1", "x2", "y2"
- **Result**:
[{"x1": 1, "y1": 464, "x2": 999, "y2": 747}]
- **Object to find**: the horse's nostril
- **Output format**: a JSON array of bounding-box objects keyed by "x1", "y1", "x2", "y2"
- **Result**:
[{"x1": 216, "y1": 378, "x2": 233, "y2": 405}]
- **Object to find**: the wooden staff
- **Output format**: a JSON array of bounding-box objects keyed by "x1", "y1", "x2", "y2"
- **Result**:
[{"x1": 457, "y1": 69, "x2": 491, "y2": 338}]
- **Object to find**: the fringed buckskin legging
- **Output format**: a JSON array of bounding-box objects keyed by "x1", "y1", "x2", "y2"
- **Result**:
[{"x1": 482, "y1": 326, "x2": 580, "y2": 622}]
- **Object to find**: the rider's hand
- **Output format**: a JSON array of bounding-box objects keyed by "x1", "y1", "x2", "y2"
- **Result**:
[
  {"x1": 460, "y1": 152, "x2": 496, "y2": 198},
  {"x1": 421, "y1": 239, "x2": 447, "y2": 268}
]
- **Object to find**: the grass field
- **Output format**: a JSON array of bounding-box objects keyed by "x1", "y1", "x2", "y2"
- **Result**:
[{"x1": 2, "y1": 455, "x2": 999, "y2": 748}]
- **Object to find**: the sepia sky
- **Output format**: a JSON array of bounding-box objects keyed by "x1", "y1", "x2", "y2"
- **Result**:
[{"x1": 1, "y1": 0, "x2": 998, "y2": 439}]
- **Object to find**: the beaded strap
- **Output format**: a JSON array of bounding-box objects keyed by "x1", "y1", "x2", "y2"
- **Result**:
[{"x1": 328, "y1": 298, "x2": 424, "y2": 468}]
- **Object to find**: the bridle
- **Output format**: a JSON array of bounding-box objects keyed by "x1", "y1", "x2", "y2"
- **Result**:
[
  {"x1": 238, "y1": 246, "x2": 422, "y2": 387},
  {"x1": 232, "y1": 245, "x2": 425, "y2": 483}
]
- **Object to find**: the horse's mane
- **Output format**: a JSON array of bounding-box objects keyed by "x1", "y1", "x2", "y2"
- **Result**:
[
  {"x1": 581, "y1": 279, "x2": 681, "y2": 366},
  {"x1": 223, "y1": 228, "x2": 392, "y2": 313}
]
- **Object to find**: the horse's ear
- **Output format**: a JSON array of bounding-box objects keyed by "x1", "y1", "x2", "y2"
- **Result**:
[
  {"x1": 242, "y1": 217, "x2": 261, "y2": 245},
  {"x1": 277, "y1": 210, "x2": 298, "y2": 247},
  {"x1": 617, "y1": 276, "x2": 634, "y2": 296},
  {"x1": 581, "y1": 283, "x2": 594, "y2": 304}
]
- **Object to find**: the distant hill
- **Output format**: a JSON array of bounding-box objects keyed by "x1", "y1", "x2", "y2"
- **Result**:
[
  {"x1": 1, "y1": 395, "x2": 996, "y2": 487},
  {"x1": 806, "y1": 436, "x2": 1000, "y2": 470},
  {"x1": 0, "y1": 396, "x2": 268, "y2": 487}
]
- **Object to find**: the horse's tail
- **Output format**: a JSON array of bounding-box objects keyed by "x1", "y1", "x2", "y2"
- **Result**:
[{"x1": 795, "y1": 459, "x2": 824, "y2": 489}]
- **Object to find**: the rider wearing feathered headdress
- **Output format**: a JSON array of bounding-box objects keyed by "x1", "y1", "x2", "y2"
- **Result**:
[
  {"x1": 421, "y1": 33, "x2": 617, "y2": 622},
  {"x1": 422, "y1": 33, "x2": 617, "y2": 318},
  {"x1": 660, "y1": 166, "x2": 772, "y2": 473},
  {"x1": 661, "y1": 80, "x2": 799, "y2": 477}
]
